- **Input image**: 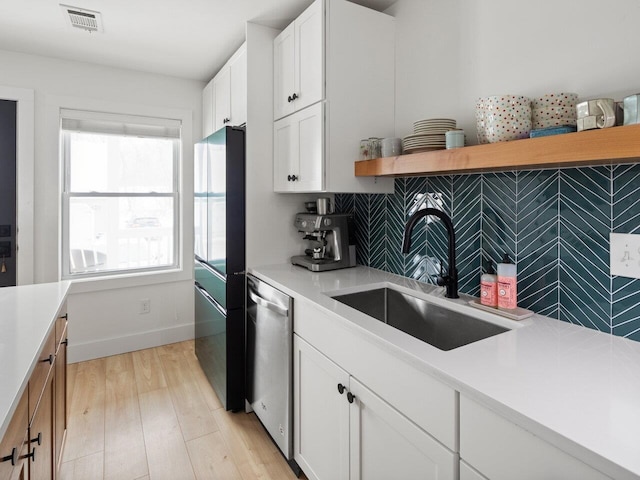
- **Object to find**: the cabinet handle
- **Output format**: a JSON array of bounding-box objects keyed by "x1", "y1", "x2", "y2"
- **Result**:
[
  {"x1": 41, "y1": 354, "x2": 54, "y2": 365},
  {"x1": 337, "y1": 383, "x2": 346, "y2": 394},
  {"x1": 25, "y1": 448, "x2": 35, "y2": 462},
  {"x1": 291, "y1": 175, "x2": 298, "y2": 181},
  {"x1": 59, "y1": 313, "x2": 68, "y2": 320},
  {"x1": 347, "y1": 392, "x2": 356, "y2": 404},
  {"x1": 223, "y1": 118, "x2": 230, "y2": 124},
  {"x1": 287, "y1": 95, "x2": 293, "y2": 103},
  {"x1": 291, "y1": 93, "x2": 298, "y2": 101},
  {"x1": 61, "y1": 338, "x2": 68, "y2": 346},
  {"x1": 1, "y1": 447, "x2": 18, "y2": 466},
  {"x1": 30, "y1": 432, "x2": 42, "y2": 446}
]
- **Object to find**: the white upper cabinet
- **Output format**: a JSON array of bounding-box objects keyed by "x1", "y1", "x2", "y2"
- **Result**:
[
  {"x1": 202, "y1": 42, "x2": 247, "y2": 138},
  {"x1": 213, "y1": 66, "x2": 231, "y2": 131},
  {"x1": 272, "y1": 0, "x2": 395, "y2": 193},
  {"x1": 202, "y1": 80, "x2": 214, "y2": 139},
  {"x1": 274, "y1": 102, "x2": 324, "y2": 192},
  {"x1": 230, "y1": 44, "x2": 247, "y2": 129},
  {"x1": 274, "y1": 0, "x2": 324, "y2": 121}
]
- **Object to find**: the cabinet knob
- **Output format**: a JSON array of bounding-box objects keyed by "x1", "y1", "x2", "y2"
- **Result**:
[
  {"x1": 337, "y1": 383, "x2": 346, "y2": 394},
  {"x1": 30, "y1": 432, "x2": 42, "y2": 446},
  {"x1": 347, "y1": 392, "x2": 356, "y2": 404},
  {"x1": 223, "y1": 118, "x2": 230, "y2": 124},
  {"x1": 291, "y1": 93, "x2": 298, "y2": 101},
  {"x1": 1, "y1": 447, "x2": 18, "y2": 466},
  {"x1": 287, "y1": 95, "x2": 293, "y2": 103},
  {"x1": 41, "y1": 354, "x2": 54, "y2": 365},
  {"x1": 291, "y1": 175, "x2": 298, "y2": 181}
]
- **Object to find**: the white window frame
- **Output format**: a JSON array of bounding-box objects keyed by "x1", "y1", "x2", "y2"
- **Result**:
[{"x1": 60, "y1": 109, "x2": 182, "y2": 280}]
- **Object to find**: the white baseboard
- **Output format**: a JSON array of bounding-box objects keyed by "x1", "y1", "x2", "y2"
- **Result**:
[{"x1": 67, "y1": 323, "x2": 194, "y2": 363}]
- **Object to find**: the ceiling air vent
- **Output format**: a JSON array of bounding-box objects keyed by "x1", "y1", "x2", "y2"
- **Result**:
[{"x1": 60, "y1": 4, "x2": 103, "y2": 33}]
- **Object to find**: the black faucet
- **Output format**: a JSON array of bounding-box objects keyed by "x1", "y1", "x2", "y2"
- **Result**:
[{"x1": 401, "y1": 208, "x2": 459, "y2": 299}]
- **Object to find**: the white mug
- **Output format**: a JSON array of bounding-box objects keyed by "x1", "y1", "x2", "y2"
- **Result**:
[{"x1": 576, "y1": 98, "x2": 616, "y2": 130}]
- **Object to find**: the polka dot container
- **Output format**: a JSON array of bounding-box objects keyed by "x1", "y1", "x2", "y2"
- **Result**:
[
  {"x1": 476, "y1": 95, "x2": 532, "y2": 143},
  {"x1": 531, "y1": 93, "x2": 578, "y2": 129}
]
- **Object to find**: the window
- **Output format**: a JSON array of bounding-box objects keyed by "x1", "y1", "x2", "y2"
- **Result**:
[{"x1": 61, "y1": 109, "x2": 181, "y2": 278}]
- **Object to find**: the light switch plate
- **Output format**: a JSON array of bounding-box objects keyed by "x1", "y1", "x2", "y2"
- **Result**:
[{"x1": 610, "y1": 233, "x2": 640, "y2": 278}]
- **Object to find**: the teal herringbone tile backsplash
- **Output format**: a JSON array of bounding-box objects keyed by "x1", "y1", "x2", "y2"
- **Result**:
[{"x1": 334, "y1": 164, "x2": 640, "y2": 342}]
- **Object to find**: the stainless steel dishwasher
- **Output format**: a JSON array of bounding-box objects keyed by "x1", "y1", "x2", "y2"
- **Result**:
[{"x1": 246, "y1": 274, "x2": 299, "y2": 473}]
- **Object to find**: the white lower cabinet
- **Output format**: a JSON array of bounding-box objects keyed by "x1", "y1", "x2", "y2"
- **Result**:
[
  {"x1": 294, "y1": 334, "x2": 457, "y2": 480},
  {"x1": 294, "y1": 334, "x2": 349, "y2": 480},
  {"x1": 349, "y1": 377, "x2": 457, "y2": 480},
  {"x1": 460, "y1": 395, "x2": 612, "y2": 480},
  {"x1": 460, "y1": 461, "x2": 488, "y2": 480}
]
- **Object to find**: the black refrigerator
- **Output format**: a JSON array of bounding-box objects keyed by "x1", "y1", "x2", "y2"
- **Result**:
[{"x1": 194, "y1": 126, "x2": 245, "y2": 411}]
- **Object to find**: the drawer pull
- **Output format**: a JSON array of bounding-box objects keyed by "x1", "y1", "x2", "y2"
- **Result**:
[
  {"x1": 41, "y1": 354, "x2": 54, "y2": 365},
  {"x1": 1, "y1": 447, "x2": 18, "y2": 466},
  {"x1": 337, "y1": 383, "x2": 346, "y2": 395},
  {"x1": 30, "y1": 432, "x2": 42, "y2": 446},
  {"x1": 347, "y1": 392, "x2": 356, "y2": 404},
  {"x1": 25, "y1": 448, "x2": 35, "y2": 462}
]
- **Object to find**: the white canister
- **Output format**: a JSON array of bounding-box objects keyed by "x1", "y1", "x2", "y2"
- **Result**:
[
  {"x1": 381, "y1": 137, "x2": 402, "y2": 157},
  {"x1": 445, "y1": 129, "x2": 465, "y2": 149}
]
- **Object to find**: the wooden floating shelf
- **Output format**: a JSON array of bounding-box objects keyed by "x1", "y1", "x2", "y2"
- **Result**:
[{"x1": 354, "y1": 124, "x2": 640, "y2": 177}]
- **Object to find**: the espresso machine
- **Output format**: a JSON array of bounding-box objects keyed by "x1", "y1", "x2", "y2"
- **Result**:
[{"x1": 291, "y1": 213, "x2": 356, "y2": 272}]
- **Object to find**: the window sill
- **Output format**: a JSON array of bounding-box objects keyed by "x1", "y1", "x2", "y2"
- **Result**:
[{"x1": 67, "y1": 266, "x2": 192, "y2": 294}]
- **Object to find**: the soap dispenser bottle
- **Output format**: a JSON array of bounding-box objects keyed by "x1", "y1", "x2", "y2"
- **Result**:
[
  {"x1": 497, "y1": 253, "x2": 517, "y2": 309},
  {"x1": 480, "y1": 261, "x2": 498, "y2": 307}
]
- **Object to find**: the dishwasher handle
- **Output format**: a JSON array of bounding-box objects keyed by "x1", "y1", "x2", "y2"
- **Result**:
[{"x1": 248, "y1": 287, "x2": 289, "y2": 317}]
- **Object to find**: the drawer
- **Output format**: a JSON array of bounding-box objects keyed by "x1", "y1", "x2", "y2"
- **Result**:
[
  {"x1": 295, "y1": 299, "x2": 457, "y2": 451},
  {"x1": 0, "y1": 390, "x2": 28, "y2": 480},
  {"x1": 460, "y1": 395, "x2": 611, "y2": 480},
  {"x1": 28, "y1": 329, "x2": 56, "y2": 421}
]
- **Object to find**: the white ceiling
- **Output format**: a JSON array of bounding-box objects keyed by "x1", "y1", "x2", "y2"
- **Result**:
[{"x1": 0, "y1": 0, "x2": 396, "y2": 82}]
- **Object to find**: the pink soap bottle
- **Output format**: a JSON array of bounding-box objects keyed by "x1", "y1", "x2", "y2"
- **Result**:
[
  {"x1": 480, "y1": 261, "x2": 498, "y2": 307},
  {"x1": 497, "y1": 253, "x2": 517, "y2": 309}
]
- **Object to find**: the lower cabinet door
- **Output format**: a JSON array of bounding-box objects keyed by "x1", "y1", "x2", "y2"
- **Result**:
[
  {"x1": 460, "y1": 460, "x2": 489, "y2": 480},
  {"x1": 460, "y1": 395, "x2": 612, "y2": 480},
  {"x1": 348, "y1": 378, "x2": 457, "y2": 480},
  {"x1": 29, "y1": 376, "x2": 53, "y2": 480},
  {"x1": 54, "y1": 325, "x2": 67, "y2": 473},
  {"x1": 293, "y1": 335, "x2": 349, "y2": 480}
]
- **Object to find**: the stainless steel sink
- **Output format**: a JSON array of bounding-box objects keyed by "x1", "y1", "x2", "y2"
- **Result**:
[{"x1": 331, "y1": 287, "x2": 508, "y2": 351}]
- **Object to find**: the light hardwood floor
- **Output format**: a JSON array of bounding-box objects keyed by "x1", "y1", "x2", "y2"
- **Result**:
[{"x1": 60, "y1": 341, "x2": 304, "y2": 480}]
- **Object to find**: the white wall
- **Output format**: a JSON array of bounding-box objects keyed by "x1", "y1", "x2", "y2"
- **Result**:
[
  {"x1": 0, "y1": 49, "x2": 203, "y2": 362},
  {"x1": 387, "y1": 0, "x2": 640, "y2": 143}
]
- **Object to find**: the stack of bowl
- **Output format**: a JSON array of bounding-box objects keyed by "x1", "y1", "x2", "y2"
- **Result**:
[
  {"x1": 531, "y1": 93, "x2": 578, "y2": 129},
  {"x1": 476, "y1": 95, "x2": 532, "y2": 143}
]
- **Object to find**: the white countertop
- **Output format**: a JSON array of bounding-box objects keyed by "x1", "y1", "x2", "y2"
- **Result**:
[
  {"x1": 0, "y1": 281, "x2": 70, "y2": 439},
  {"x1": 249, "y1": 264, "x2": 640, "y2": 480}
]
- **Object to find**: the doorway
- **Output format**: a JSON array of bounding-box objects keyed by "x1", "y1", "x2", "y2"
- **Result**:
[{"x1": 0, "y1": 99, "x2": 17, "y2": 286}]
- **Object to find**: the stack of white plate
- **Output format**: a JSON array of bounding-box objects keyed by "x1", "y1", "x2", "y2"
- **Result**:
[{"x1": 403, "y1": 118, "x2": 456, "y2": 153}]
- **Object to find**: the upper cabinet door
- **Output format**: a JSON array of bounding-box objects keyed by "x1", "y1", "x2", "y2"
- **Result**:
[
  {"x1": 273, "y1": 102, "x2": 324, "y2": 193},
  {"x1": 274, "y1": 23, "x2": 296, "y2": 121},
  {"x1": 229, "y1": 43, "x2": 247, "y2": 127},
  {"x1": 213, "y1": 67, "x2": 231, "y2": 132},
  {"x1": 202, "y1": 80, "x2": 214, "y2": 138},
  {"x1": 294, "y1": 0, "x2": 324, "y2": 113},
  {"x1": 274, "y1": 0, "x2": 324, "y2": 121}
]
